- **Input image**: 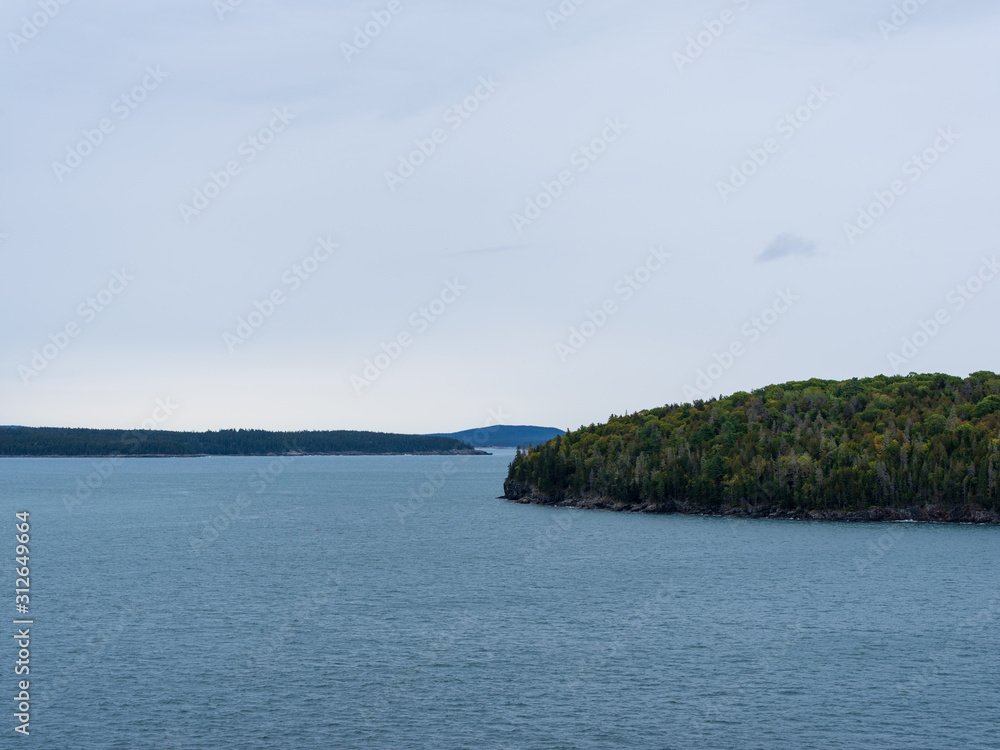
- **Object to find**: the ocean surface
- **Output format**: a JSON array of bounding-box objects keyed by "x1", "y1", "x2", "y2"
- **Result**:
[{"x1": 3, "y1": 450, "x2": 999, "y2": 749}]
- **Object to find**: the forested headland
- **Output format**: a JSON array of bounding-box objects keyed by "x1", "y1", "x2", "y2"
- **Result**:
[
  {"x1": 504, "y1": 372, "x2": 1000, "y2": 523},
  {"x1": 0, "y1": 427, "x2": 480, "y2": 457}
]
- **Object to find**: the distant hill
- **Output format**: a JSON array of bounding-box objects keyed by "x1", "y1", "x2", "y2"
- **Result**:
[
  {"x1": 0, "y1": 427, "x2": 480, "y2": 457},
  {"x1": 431, "y1": 425, "x2": 565, "y2": 448},
  {"x1": 505, "y1": 373, "x2": 1000, "y2": 523}
]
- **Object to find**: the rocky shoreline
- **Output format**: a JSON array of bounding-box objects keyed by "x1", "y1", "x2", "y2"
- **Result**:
[{"x1": 503, "y1": 482, "x2": 1000, "y2": 524}]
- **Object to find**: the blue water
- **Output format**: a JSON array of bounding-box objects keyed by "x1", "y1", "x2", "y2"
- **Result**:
[{"x1": 3, "y1": 450, "x2": 999, "y2": 749}]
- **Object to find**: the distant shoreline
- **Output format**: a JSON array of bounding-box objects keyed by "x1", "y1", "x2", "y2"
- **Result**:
[
  {"x1": 0, "y1": 426, "x2": 485, "y2": 458},
  {"x1": 0, "y1": 449, "x2": 490, "y2": 459}
]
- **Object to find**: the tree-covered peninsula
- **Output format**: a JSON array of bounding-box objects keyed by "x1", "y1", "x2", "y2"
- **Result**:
[
  {"x1": 0, "y1": 427, "x2": 480, "y2": 457},
  {"x1": 504, "y1": 372, "x2": 1000, "y2": 523}
]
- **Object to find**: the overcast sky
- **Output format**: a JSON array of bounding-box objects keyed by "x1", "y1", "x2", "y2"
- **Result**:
[{"x1": 2, "y1": 0, "x2": 998, "y2": 433}]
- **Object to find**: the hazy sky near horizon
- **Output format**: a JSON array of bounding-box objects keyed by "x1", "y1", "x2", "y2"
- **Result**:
[{"x1": 2, "y1": 0, "x2": 998, "y2": 433}]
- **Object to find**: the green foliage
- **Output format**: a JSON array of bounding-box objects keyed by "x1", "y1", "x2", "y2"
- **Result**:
[
  {"x1": 974, "y1": 395, "x2": 1000, "y2": 418},
  {"x1": 0, "y1": 428, "x2": 474, "y2": 457},
  {"x1": 924, "y1": 414, "x2": 947, "y2": 436},
  {"x1": 507, "y1": 372, "x2": 1000, "y2": 511}
]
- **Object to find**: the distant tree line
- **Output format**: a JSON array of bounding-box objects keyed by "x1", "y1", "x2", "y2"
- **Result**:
[
  {"x1": 506, "y1": 372, "x2": 1000, "y2": 511},
  {"x1": 0, "y1": 427, "x2": 474, "y2": 457}
]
